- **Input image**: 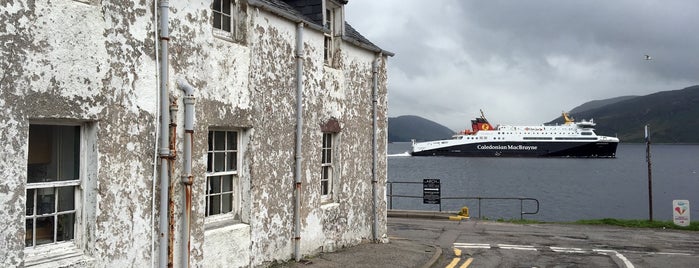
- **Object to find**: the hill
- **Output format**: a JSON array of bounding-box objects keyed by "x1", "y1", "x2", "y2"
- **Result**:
[
  {"x1": 388, "y1": 115, "x2": 454, "y2": 142},
  {"x1": 569, "y1": 95, "x2": 638, "y2": 114},
  {"x1": 549, "y1": 85, "x2": 699, "y2": 143}
]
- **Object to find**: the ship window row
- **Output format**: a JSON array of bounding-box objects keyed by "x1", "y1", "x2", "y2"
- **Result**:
[
  {"x1": 497, "y1": 132, "x2": 578, "y2": 135},
  {"x1": 462, "y1": 136, "x2": 486, "y2": 140},
  {"x1": 523, "y1": 137, "x2": 553, "y2": 140},
  {"x1": 555, "y1": 137, "x2": 598, "y2": 140}
]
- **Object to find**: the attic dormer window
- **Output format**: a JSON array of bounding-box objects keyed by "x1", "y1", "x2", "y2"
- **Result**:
[{"x1": 323, "y1": 1, "x2": 342, "y2": 66}]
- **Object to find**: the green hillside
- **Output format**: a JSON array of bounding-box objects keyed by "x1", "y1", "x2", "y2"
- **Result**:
[
  {"x1": 549, "y1": 85, "x2": 699, "y2": 143},
  {"x1": 388, "y1": 115, "x2": 455, "y2": 142}
]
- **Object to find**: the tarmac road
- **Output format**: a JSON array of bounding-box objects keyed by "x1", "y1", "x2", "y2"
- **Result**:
[
  {"x1": 274, "y1": 214, "x2": 699, "y2": 267},
  {"x1": 389, "y1": 216, "x2": 699, "y2": 268}
]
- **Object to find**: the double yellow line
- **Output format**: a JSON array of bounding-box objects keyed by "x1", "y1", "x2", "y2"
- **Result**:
[{"x1": 446, "y1": 248, "x2": 474, "y2": 268}]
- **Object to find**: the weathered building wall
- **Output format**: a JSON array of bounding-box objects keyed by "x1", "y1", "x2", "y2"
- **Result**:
[
  {"x1": 1, "y1": 0, "x2": 158, "y2": 266},
  {"x1": 1, "y1": 0, "x2": 389, "y2": 267}
]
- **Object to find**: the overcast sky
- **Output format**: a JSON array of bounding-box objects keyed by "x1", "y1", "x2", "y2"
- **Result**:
[{"x1": 345, "y1": 0, "x2": 699, "y2": 130}]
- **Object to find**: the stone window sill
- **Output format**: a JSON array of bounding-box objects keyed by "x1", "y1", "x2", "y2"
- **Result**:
[{"x1": 24, "y1": 243, "x2": 92, "y2": 267}]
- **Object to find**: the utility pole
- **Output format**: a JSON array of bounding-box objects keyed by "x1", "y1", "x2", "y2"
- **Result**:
[{"x1": 645, "y1": 125, "x2": 653, "y2": 221}]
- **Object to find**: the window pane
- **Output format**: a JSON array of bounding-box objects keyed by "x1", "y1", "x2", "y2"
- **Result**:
[
  {"x1": 208, "y1": 131, "x2": 214, "y2": 151},
  {"x1": 209, "y1": 195, "x2": 221, "y2": 215},
  {"x1": 35, "y1": 216, "x2": 54, "y2": 245},
  {"x1": 26, "y1": 189, "x2": 35, "y2": 216},
  {"x1": 27, "y1": 125, "x2": 52, "y2": 183},
  {"x1": 57, "y1": 214, "x2": 75, "y2": 242},
  {"x1": 222, "y1": 0, "x2": 231, "y2": 15},
  {"x1": 58, "y1": 126, "x2": 80, "y2": 181},
  {"x1": 37, "y1": 188, "x2": 55, "y2": 215},
  {"x1": 57, "y1": 187, "x2": 75, "y2": 212},
  {"x1": 214, "y1": 152, "x2": 225, "y2": 172},
  {"x1": 25, "y1": 219, "x2": 33, "y2": 247},
  {"x1": 222, "y1": 175, "x2": 233, "y2": 192},
  {"x1": 213, "y1": 13, "x2": 221, "y2": 29},
  {"x1": 221, "y1": 193, "x2": 232, "y2": 213},
  {"x1": 226, "y1": 152, "x2": 236, "y2": 171},
  {"x1": 321, "y1": 180, "x2": 328, "y2": 196},
  {"x1": 213, "y1": 0, "x2": 222, "y2": 12},
  {"x1": 210, "y1": 176, "x2": 221, "y2": 194},
  {"x1": 222, "y1": 16, "x2": 231, "y2": 32},
  {"x1": 207, "y1": 152, "x2": 213, "y2": 172},
  {"x1": 214, "y1": 131, "x2": 225, "y2": 150},
  {"x1": 227, "y1": 131, "x2": 237, "y2": 150},
  {"x1": 326, "y1": 149, "x2": 332, "y2": 164}
]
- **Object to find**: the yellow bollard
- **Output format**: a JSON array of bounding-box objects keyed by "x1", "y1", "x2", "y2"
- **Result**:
[{"x1": 449, "y1": 206, "x2": 470, "y2": 221}]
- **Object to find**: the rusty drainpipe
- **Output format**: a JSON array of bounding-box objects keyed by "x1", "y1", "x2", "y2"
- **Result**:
[
  {"x1": 293, "y1": 22, "x2": 304, "y2": 262},
  {"x1": 371, "y1": 55, "x2": 380, "y2": 242},
  {"x1": 158, "y1": 0, "x2": 171, "y2": 267},
  {"x1": 177, "y1": 78, "x2": 195, "y2": 267},
  {"x1": 168, "y1": 97, "x2": 178, "y2": 267}
]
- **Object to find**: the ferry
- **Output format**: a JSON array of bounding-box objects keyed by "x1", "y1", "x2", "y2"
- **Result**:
[{"x1": 411, "y1": 111, "x2": 619, "y2": 157}]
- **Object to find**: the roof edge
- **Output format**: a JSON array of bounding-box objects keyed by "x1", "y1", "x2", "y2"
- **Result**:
[
  {"x1": 341, "y1": 36, "x2": 394, "y2": 57},
  {"x1": 247, "y1": 0, "x2": 326, "y2": 33}
]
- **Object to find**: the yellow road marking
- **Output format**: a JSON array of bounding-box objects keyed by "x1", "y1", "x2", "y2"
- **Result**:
[
  {"x1": 460, "y1": 257, "x2": 473, "y2": 268},
  {"x1": 454, "y1": 248, "x2": 462, "y2": 257},
  {"x1": 446, "y1": 257, "x2": 460, "y2": 268}
]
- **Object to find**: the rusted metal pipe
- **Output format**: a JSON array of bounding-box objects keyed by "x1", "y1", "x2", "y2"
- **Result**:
[
  {"x1": 177, "y1": 78, "x2": 196, "y2": 267},
  {"x1": 168, "y1": 99, "x2": 177, "y2": 268}
]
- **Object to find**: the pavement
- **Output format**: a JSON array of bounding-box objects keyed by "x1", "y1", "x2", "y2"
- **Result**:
[{"x1": 271, "y1": 210, "x2": 450, "y2": 268}]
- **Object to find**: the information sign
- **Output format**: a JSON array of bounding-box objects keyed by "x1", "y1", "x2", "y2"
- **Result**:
[
  {"x1": 423, "y1": 179, "x2": 441, "y2": 204},
  {"x1": 673, "y1": 200, "x2": 690, "y2": 227}
]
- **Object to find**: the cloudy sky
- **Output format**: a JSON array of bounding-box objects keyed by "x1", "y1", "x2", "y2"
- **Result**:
[{"x1": 345, "y1": 0, "x2": 699, "y2": 130}]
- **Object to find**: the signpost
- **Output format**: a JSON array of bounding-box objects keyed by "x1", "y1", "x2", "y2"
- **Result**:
[
  {"x1": 673, "y1": 200, "x2": 690, "y2": 227},
  {"x1": 423, "y1": 179, "x2": 441, "y2": 210}
]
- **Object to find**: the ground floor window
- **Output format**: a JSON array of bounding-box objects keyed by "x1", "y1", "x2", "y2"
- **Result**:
[
  {"x1": 321, "y1": 132, "x2": 334, "y2": 200},
  {"x1": 206, "y1": 130, "x2": 240, "y2": 219},
  {"x1": 25, "y1": 124, "x2": 80, "y2": 247}
]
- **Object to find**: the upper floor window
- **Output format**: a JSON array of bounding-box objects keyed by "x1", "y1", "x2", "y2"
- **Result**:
[
  {"x1": 206, "y1": 130, "x2": 240, "y2": 219},
  {"x1": 323, "y1": 1, "x2": 342, "y2": 66},
  {"x1": 213, "y1": 0, "x2": 236, "y2": 40},
  {"x1": 25, "y1": 125, "x2": 80, "y2": 248}
]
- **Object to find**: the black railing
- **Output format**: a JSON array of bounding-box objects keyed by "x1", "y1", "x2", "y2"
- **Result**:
[{"x1": 387, "y1": 181, "x2": 540, "y2": 220}]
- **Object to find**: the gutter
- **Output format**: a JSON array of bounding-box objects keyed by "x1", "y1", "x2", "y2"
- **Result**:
[
  {"x1": 247, "y1": 0, "x2": 325, "y2": 32},
  {"x1": 342, "y1": 37, "x2": 394, "y2": 57}
]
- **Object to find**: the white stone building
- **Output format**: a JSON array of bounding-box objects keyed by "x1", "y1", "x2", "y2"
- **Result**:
[{"x1": 0, "y1": 0, "x2": 392, "y2": 267}]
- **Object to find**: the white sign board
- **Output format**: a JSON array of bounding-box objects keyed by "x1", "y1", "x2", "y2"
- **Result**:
[{"x1": 673, "y1": 200, "x2": 690, "y2": 227}]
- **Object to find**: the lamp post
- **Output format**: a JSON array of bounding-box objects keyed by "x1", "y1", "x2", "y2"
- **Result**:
[{"x1": 645, "y1": 125, "x2": 653, "y2": 221}]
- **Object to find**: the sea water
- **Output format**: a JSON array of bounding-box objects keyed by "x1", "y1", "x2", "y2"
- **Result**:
[{"x1": 387, "y1": 142, "x2": 699, "y2": 222}]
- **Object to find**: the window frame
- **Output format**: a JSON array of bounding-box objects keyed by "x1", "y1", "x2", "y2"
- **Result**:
[
  {"x1": 205, "y1": 129, "x2": 241, "y2": 223},
  {"x1": 323, "y1": 0, "x2": 342, "y2": 66},
  {"x1": 320, "y1": 132, "x2": 336, "y2": 202},
  {"x1": 212, "y1": 0, "x2": 236, "y2": 41},
  {"x1": 25, "y1": 124, "x2": 83, "y2": 249}
]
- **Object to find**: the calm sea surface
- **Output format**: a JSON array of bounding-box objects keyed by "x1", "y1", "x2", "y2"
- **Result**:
[{"x1": 387, "y1": 142, "x2": 699, "y2": 222}]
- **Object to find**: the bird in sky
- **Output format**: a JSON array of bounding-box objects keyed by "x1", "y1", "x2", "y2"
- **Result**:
[{"x1": 644, "y1": 55, "x2": 652, "y2": 60}]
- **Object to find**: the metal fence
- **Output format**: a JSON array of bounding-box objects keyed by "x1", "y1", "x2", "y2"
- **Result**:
[{"x1": 387, "y1": 181, "x2": 540, "y2": 220}]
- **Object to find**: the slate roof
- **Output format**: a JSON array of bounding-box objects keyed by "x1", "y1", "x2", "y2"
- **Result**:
[{"x1": 249, "y1": 0, "x2": 392, "y2": 56}]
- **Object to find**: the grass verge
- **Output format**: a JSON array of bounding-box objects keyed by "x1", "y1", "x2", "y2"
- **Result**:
[
  {"x1": 489, "y1": 217, "x2": 698, "y2": 231},
  {"x1": 574, "y1": 218, "x2": 699, "y2": 231}
]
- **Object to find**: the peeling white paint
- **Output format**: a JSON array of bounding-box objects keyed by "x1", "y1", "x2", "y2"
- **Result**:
[{"x1": 1, "y1": 1, "x2": 389, "y2": 267}]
